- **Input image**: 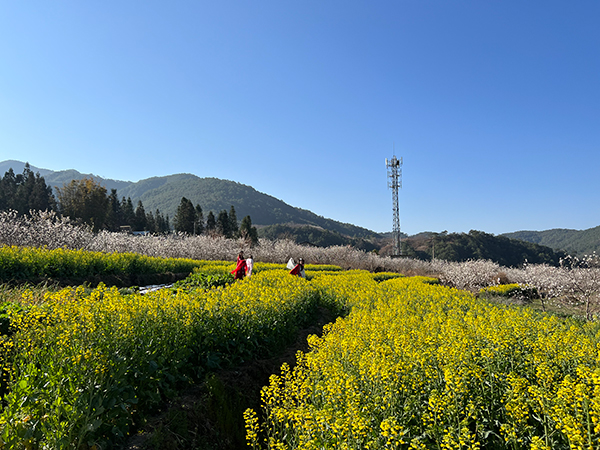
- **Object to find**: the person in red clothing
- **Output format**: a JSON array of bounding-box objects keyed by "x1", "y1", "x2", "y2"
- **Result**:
[
  {"x1": 289, "y1": 257, "x2": 305, "y2": 278},
  {"x1": 231, "y1": 251, "x2": 247, "y2": 280}
]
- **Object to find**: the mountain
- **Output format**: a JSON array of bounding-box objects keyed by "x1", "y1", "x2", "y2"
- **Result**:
[
  {"x1": 0, "y1": 160, "x2": 55, "y2": 178},
  {"x1": 257, "y1": 223, "x2": 381, "y2": 251},
  {"x1": 404, "y1": 230, "x2": 565, "y2": 267},
  {"x1": 0, "y1": 160, "x2": 130, "y2": 192},
  {"x1": 503, "y1": 227, "x2": 600, "y2": 256},
  {"x1": 0, "y1": 160, "x2": 380, "y2": 241},
  {"x1": 116, "y1": 174, "x2": 377, "y2": 238}
]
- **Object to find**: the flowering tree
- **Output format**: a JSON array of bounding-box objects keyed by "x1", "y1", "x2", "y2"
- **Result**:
[
  {"x1": 559, "y1": 254, "x2": 600, "y2": 320},
  {"x1": 433, "y1": 259, "x2": 502, "y2": 292},
  {"x1": 2, "y1": 209, "x2": 600, "y2": 319}
]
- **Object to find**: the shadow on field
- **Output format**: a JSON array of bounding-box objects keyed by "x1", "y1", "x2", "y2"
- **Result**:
[
  {"x1": 122, "y1": 307, "x2": 337, "y2": 450},
  {"x1": 4, "y1": 272, "x2": 192, "y2": 289}
]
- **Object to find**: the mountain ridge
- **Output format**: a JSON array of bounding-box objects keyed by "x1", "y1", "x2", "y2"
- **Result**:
[
  {"x1": 3, "y1": 160, "x2": 598, "y2": 255},
  {"x1": 502, "y1": 227, "x2": 600, "y2": 257},
  {"x1": 0, "y1": 160, "x2": 379, "y2": 240}
]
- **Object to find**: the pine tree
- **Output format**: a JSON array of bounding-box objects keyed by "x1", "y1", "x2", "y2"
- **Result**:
[
  {"x1": 145, "y1": 210, "x2": 156, "y2": 233},
  {"x1": 174, "y1": 197, "x2": 196, "y2": 234},
  {"x1": 29, "y1": 172, "x2": 57, "y2": 212},
  {"x1": 134, "y1": 201, "x2": 147, "y2": 231},
  {"x1": 13, "y1": 164, "x2": 32, "y2": 213},
  {"x1": 216, "y1": 210, "x2": 231, "y2": 237},
  {"x1": 0, "y1": 164, "x2": 56, "y2": 214},
  {"x1": 195, "y1": 204, "x2": 204, "y2": 235},
  {"x1": 155, "y1": 209, "x2": 168, "y2": 233},
  {"x1": 121, "y1": 197, "x2": 136, "y2": 228},
  {"x1": 240, "y1": 215, "x2": 259, "y2": 246},
  {"x1": 206, "y1": 211, "x2": 216, "y2": 234},
  {"x1": 229, "y1": 205, "x2": 239, "y2": 238},
  {"x1": 0, "y1": 168, "x2": 17, "y2": 211},
  {"x1": 106, "y1": 189, "x2": 122, "y2": 231}
]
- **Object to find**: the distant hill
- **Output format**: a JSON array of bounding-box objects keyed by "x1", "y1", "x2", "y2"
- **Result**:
[
  {"x1": 0, "y1": 160, "x2": 130, "y2": 192},
  {"x1": 115, "y1": 174, "x2": 379, "y2": 239},
  {"x1": 405, "y1": 230, "x2": 566, "y2": 267},
  {"x1": 0, "y1": 160, "x2": 55, "y2": 178},
  {"x1": 503, "y1": 227, "x2": 600, "y2": 256},
  {"x1": 258, "y1": 223, "x2": 380, "y2": 251},
  {"x1": 7, "y1": 159, "x2": 590, "y2": 260},
  {"x1": 0, "y1": 160, "x2": 380, "y2": 241}
]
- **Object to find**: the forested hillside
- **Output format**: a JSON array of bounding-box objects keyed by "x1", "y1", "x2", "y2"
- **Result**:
[
  {"x1": 0, "y1": 160, "x2": 583, "y2": 266},
  {"x1": 117, "y1": 174, "x2": 379, "y2": 238},
  {"x1": 258, "y1": 224, "x2": 380, "y2": 251},
  {"x1": 503, "y1": 227, "x2": 600, "y2": 256},
  {"x1": 0, "y1": 161, "x2": 379, "y2": 240},
  {"x1": 404, "y1": 230, "x2": 565, "y2": 267},
  {"x1": 0, "y1": 160, "x2": 130, "y2": 192}
]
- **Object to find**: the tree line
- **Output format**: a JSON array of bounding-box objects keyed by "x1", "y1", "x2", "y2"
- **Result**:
[
  {"x1": 0, "y1": 164, "x2": 258, "y2": 243},
  {"x1": 402, "y1": 230, "x2": 566, "y2": 267},
  {"x1": 173, "y1": 197, "x2": 258, "y2": 244},
  {"x1": 0, "y1": 164, "x2": 56, "y2": 214}
]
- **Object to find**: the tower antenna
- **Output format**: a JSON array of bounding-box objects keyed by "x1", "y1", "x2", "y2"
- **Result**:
[{"x1": 385, "y1": 153, "x2": 403, "y2": 256}]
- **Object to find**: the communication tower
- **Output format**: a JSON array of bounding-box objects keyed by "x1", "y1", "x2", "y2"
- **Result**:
[{"x1": 385, "y1": 155, "x2": 403, "y2": 256}]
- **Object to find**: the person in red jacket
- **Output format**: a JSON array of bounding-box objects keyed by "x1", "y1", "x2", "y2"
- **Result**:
[
  {"x1": 289, "y1": 258, "x2": 305, "y2": 278},
  {"x1": 231, "y1": 251, "x2": 247, "y2": 280}
]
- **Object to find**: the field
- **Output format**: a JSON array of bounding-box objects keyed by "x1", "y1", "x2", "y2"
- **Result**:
[
  {"x1": 1, "y1": 221, "x2": 600, "y2": 449},
  {"x1": 247, "y1": 276, "x2": 600, "y2": 449}
]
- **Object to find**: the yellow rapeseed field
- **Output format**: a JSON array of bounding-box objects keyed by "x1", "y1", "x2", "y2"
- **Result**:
[
  {"x1": 247, "y1": 275, "x2": 600, "y2": 450},
  {"x1": 0, "y1": 265, "x2": 322, "y2": 449},
  {"x1": 2, "y1": 248, "x2": 600, "y2": 449}
]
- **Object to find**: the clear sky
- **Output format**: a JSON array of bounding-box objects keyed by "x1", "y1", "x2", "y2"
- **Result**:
[{"x1": 1, "y1": 1, "x2": 598, "y2": 235}]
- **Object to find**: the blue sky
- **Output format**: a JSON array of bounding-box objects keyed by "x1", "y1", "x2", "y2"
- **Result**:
[{"x1": 1, "y1": 1, "x2": 598, "y2": 235}]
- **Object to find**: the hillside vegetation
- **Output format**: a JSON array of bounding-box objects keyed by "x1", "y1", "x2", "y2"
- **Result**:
[
  {"x1": 0, "y1": 160, "x2": 129, "y2": 192},
  {"x1": 118, "y1": 175, "x2": 379, "y2": 239},
  {"x1": 404, "y1": 230, "x2": 565, "y2": 267},
  {"x1": 504, "y1": 226, "x2": 600, "y2": 256},
  {"x1": 258, "y1": 223, "x2": 380, "y2": 251},
  {"x1": 0, "y1": 160, "x2": 379, "y2": 240},
  {"x1": 0, "y1": 160, "x2": 591, "y2": 266}
]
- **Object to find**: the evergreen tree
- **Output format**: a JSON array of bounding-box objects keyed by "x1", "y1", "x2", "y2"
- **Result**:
[
  {"x1": 0, "y1": 165, "x2": 56, "y2": 214},
  {"x1": 145, "y1": 210, "x2": 156, "y2": 233},
  {"x1": 106, "y1": 189, "x2": 122, "y2": 231},
  {"x1": 134, "y1": 200, "x2": 147, "y2": 231},
  {"x1": 23, "y1": 167, "x2": 56, "y2": 212},
  {"x1": 195, "y1": 204, "x2": 204, "y2": 235},
  {"x1": 121, "y1": 197, "x2": 135, "y2": 228},
  {"x1": 216, "y1": 210, "x2": 231, "y2": 238},
  {"x1": 0, "y1": 168, "x2": 17, "y2": 211},
  {"x1": 154, "y1": 209, "x2": 167, "y2": 233},
  {"x1": 13, "y1": 164, "x2": 30, "y2": 213},
  {"x1": 206, "y1": 211, "x2": 216, "y2": 234},
  {"x1": 240, "y1": 215, "x2": 259, "y2": 246},
  {"x1": 229, "y1": 205, "x2": 239, "y2": 238},
  {"x1": 31, "y1": 172, "x2": 57, "y2": 212},
  {"x1": 174, "y1": 197, "x2": 196, "y2": 234}
]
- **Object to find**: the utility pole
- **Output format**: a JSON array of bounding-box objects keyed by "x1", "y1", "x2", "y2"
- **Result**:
[{"x1": 385, "y1": 155, "x2": 403, "y2": 256}]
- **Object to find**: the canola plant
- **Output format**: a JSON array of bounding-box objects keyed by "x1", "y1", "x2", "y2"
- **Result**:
[
  {"x1": 1, "y1": 247, "x2": 600, "y2": 449},
  {"x1": 247, "y1": 275, "x2": 600, "y2": 450}
]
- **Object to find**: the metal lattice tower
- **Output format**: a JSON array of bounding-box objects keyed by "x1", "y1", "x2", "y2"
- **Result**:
[{"x1": 386, "y1": 155, "x2": 403, "y2": 256}]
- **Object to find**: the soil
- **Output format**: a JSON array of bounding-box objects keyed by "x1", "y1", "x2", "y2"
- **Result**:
[{"x1": 121, "y1": 307, "x2": 337, "y2": 450}]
